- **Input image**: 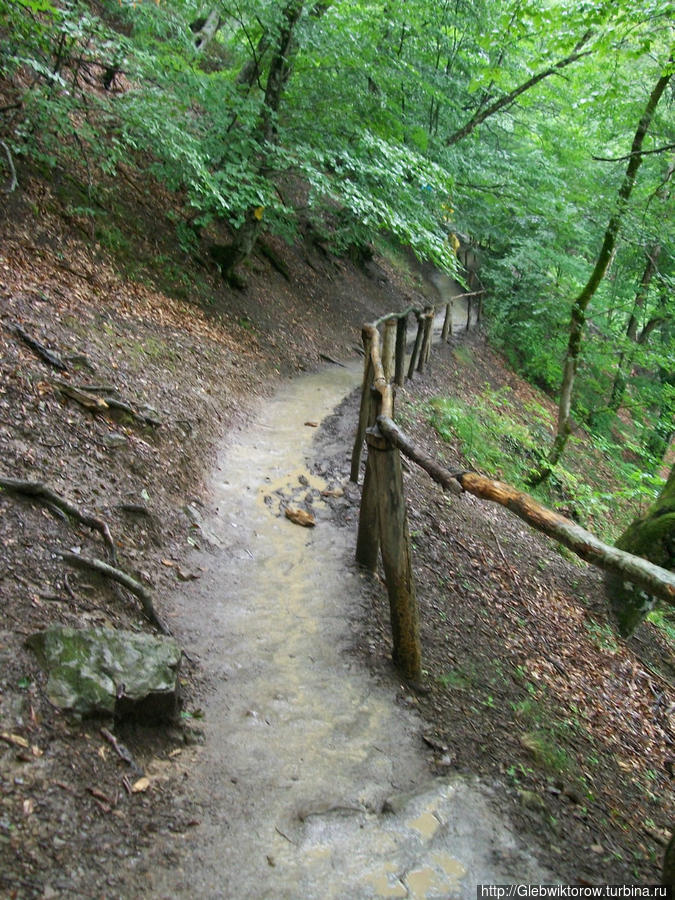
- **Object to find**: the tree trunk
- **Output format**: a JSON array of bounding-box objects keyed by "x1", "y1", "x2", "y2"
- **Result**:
[
  {"x1": 608, "y1": 244, "x2": 661, "y2": 414},
  {"x1": 529, "y1": 60, "x2": 673, "y2": 484},
  {"x1": 191, "y1": 9, "x2": 222, "y2": 53},
  {"x1": 221, "y1": 1, "x2": 305, "y2": 284},
  {"x1": 606, "y1": 464, "x2": 675, "y2": 635}
]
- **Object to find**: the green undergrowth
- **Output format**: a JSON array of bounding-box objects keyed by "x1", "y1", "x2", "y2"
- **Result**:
[{"x1": 427, "y1": 383, "x2": 664, "y2": 540}]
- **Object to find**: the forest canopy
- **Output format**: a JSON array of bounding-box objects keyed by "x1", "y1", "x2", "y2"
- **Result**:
[{"x1": 1, "y1": 0, "x2": 673, "y2": 473}]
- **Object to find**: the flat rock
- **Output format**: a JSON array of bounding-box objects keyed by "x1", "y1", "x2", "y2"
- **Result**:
[{"x1": 27, "y1": 625, "x2": 181, "y2": 720}]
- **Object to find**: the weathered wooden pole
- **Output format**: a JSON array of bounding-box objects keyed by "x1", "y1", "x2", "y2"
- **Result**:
[
  {"x1": 355, "y1": 448, "x2": 380, "y2": 570},
  {"x1": 441, "y1": 301, "x2": 452, "y2": 342},
  {"x1": 424, "y1": 310, "x2": 433, "y2": 363},
  {"x1": 394, "y1": 315, "x2": 407, "y2": 386},
  {"x1": 368, "y1": 428, "x2": 422, "y2": 682},
  {"x1": 417, "y1": 308, "x2": 433, "y2": 373},
  {"x1": 407, "y1": 312, "x2": 424, "y2": 379},
  {"x1": 382, "y1": 318, "x2": 397, "y2": 383},
  {"x1": 350, "y1": 331, "x2": 374, "y2": 483},
  {"x1": 466, "y1": 297, "x2": 472, "y2": 331}
]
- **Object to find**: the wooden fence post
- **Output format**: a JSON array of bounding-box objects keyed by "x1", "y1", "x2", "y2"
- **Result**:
[
  {"x1": 394, "y1": 315, "x2": 407, "y2": 387},
  {"x1": 441, "y1": 301, "x2": 452, "y2": 342},
  {"x1": 368, "y1": 430, "x2": 422, "y2": 682},
  {"x1": 355, "y1": 449, "x2": 380, "y2": 570},
  {"x1": 417, "y1": 308, "x2": 433, "y2": 373},
  {"x1": 382, "y1": 318, "x2": 397, "y2": 383},
  {"x1": 407, "y1": 312, "x2": 424, "y2": 379},
  {"x1": 466, "y1": 297, "x2": 471, "y2": 331},
  {"x1": 350, "y1": 333, "x2": 374, "y2": 483}
]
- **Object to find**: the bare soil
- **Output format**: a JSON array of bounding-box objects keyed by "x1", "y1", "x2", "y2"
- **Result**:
[{"x1": 0, "y1": 164, "x2": 672, "y2": 897}]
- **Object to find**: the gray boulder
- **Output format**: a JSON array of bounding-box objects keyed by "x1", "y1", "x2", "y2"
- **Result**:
[{"x1": 27, "y1": 625, "x2": 182, "y2": 721}]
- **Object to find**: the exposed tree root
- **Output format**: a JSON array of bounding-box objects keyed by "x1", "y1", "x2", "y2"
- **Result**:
[
  {"x1": 59, "y1": 551, "x2": 170, "y2": 635},
  {"x1": 0, "y1": 476, "x2": 117, "y2": 563}
]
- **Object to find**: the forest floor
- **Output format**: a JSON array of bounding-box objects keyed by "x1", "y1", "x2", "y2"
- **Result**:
[{"x1": 0, "y1": 165, "x2": 673, "y2": 897}]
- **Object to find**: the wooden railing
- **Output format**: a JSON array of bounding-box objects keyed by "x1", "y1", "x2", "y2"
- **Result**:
[{"x1": 351, "y1": 310, "x2": 675, "y2": 684}]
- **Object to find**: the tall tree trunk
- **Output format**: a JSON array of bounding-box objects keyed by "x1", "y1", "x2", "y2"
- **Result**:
[
  {"x1": 221, "y1": 0, "x2": 305, "y2": 285},
  {"x1": 607, "y1": 243, "x2": 661, "y2": 414},
  {"x1": 529, "y1": 60, "x2": 673, "y2": 485},
  {"x1": 606, "y1": 464, "x2": 675, "y2": 634}
]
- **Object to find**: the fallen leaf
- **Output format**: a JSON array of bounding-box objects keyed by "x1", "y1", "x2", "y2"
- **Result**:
[
  {"x1": 176, "y1": 567, "x2": 200, "y2": 582},
  {"x1": 304, "y1": 421, "x2": 318, "y2": 427},
  {"x1": 23, "y1": 798, "x2": 35, "y2": 816},
  {"x1": 285, "y1": 507, "x2": 316, "y2": 528},
  {"x1": 0, "y1": 732, "x2": 29, "y2": 749},
  {"x1": 131, "y1": 777, "x2": 150, "y2": 793}
]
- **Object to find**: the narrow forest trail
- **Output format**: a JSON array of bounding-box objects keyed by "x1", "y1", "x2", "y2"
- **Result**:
[{"x1": 148, "y1": 298, "x2": 557, "y2": 899}]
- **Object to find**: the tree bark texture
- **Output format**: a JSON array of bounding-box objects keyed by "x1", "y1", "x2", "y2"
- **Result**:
[{"x1": 369, "y1": 438, "x2": 422, "y2": 682}]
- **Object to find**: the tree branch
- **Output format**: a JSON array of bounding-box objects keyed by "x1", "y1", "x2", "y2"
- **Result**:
[
  {"x1": 592, "y1": 142, "x2": 675, "y2": 162},
  {"x1": 446, "y1": 31, "x2": 594, "y2": 147}
]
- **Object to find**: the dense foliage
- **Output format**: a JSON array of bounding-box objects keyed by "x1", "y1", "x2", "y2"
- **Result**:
[{"x1": 1, "y1": 0, "x2": 673, "y2": 472}]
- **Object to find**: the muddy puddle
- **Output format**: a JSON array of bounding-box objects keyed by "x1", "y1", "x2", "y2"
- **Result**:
[{"x1": 149, "y1": 323, "x2": 555, "y2": 898}]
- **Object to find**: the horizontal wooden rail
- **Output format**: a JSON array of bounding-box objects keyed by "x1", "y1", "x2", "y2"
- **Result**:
[{"x1": 377, "y1": 416, "x2": 675, "y2": 606}]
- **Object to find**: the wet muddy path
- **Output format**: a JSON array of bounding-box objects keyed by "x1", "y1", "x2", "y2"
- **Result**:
[{"x1": 149, "y1": 301, "x2": 555, "y2": 899}]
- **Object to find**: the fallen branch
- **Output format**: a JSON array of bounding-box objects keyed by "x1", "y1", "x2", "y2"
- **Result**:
[
  {"x1": 58, "y1": 551, "x2": 170, "y2": 634},
  {"x1": 376, "y1": 415, "x2": 675, "y2": 607},
  {"x1": 0, "y1": 477, "x2": 117, "y2": 563},
  {"x1": 319, "y1": 353, "x2": 346, "y2": 367},
  {"x1": 8, "y1": 323, "x2": 67, "y2": 370}
]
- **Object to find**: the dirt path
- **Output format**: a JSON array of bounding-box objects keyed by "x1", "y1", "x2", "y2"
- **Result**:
[{"x1": 146, "y1": 301, "x2": 557, "y2": 899}]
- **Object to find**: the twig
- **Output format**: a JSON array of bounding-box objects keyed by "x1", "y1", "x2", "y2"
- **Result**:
[
  {"x1": 64, "y1": 573, "x2": 78, "y2": 602},
  {"x1": 319, "y1": 353, "x2": 346, "y2": 367},
  {"x1": 0, "y1": 477, "x2": 117, "y2": 563},
  {"x1": 0, "y1": 140, "x2": 18, "y2": 193},
  {"x1": 8, "y1": 323, "x2": 67, "y2": 370},
  {"x1": 58, "y1": 551, "x2": 170, "y2": 634},
  {"x1": 100, "y1": 727, "x2": 143, "y2": 774}
]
